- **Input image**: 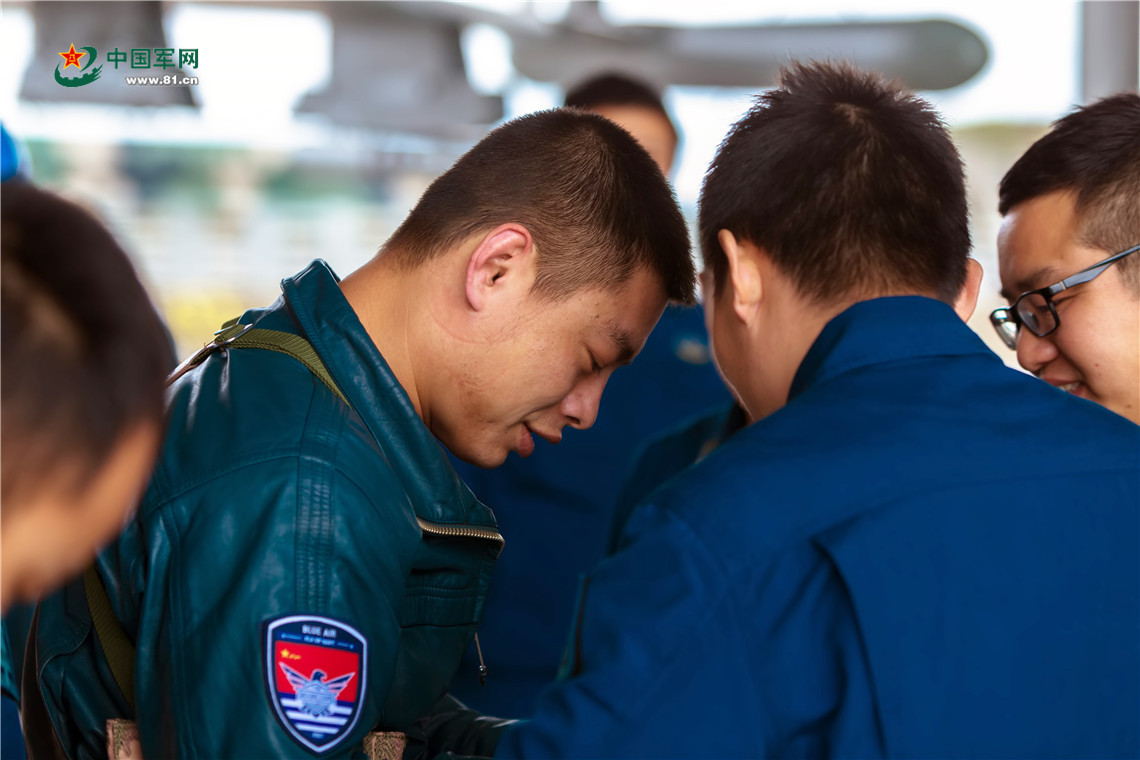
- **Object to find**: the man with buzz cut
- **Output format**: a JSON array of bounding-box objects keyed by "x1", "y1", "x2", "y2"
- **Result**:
[
  {"x1": 490, "y1": 61, "x2": 1139, "y2": 759},
  {"x1": 448, "y1": 71, "x2": 732, "y2": 719},
  {"x1": 23, "y1": 108, "x2": 695, "y2": 760},
  {"x1": 992, "y1": 91, "x2": 1140, "y2": 424}
]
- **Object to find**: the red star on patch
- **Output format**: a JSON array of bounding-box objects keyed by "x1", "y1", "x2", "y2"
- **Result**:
[{"x1": 58, "y1": 44, "x2": 85, "y2": 69}]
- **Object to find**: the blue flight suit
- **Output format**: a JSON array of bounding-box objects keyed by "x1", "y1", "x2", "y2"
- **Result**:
[
  {"x1": 608, "y1": 401, "x2": 747, "y2": 555},
  {"x1": 25, "y1": 262, "x2": 506, "y2": 759},
  {"x1": 449, "y1": 305, "x2": 731, "y2": 717},
  {"x1": 495, "y1": 296, "x2": 1140, "y2": 758}
]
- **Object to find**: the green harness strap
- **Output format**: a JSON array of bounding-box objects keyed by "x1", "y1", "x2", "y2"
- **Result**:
[
  {"x1": 82, "y1": 566, "x2": 136, "y2": 710},
  {"x1": 168, "y1": 321, "x2": 349, "y2": 406},
  {"x1": 83, "y1": 321, "x2": 348, "y2": 713}
]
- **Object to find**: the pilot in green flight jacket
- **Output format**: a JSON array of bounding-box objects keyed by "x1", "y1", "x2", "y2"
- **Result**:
[
  {"x1": 27, "y1": 261, "x2": 505, "y2": 759},
  {"x1": 22, "y1": 107, "x2": 695, "y2": 759}
]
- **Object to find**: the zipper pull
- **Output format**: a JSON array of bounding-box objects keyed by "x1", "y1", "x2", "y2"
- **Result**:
[{"x1": 474, "y1": 633, "x2": 488, "y2": 686}]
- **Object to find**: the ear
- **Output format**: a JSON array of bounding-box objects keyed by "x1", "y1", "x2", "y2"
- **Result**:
[
  {"x1": 465, "y1": 224, "x2": 535, "y2": 312},
  {"x1": 717, "y1": 229, "x2": 763, "y2": 323},
  {"x1": 953, "y1": 257, "x2": 984, "y2": 322}
]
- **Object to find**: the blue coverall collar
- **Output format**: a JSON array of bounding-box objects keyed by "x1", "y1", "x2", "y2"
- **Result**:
[{"x1": 790, "y1": 296, "x2": 997, "y2": 403}]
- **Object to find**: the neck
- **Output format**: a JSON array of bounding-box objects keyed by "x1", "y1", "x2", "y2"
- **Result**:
[
  {"x1": 338, "y1": 255, "x2": 425, "y2": 417},
  {"x1": 739, "y1": 290, "x2": 853, "y2": 421}
]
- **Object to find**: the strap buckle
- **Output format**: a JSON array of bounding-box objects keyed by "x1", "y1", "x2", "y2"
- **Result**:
[
  {"x1": 166, "y1": 322, "x2": 254, "y2": 387},
  {"x1": 211, "y1": 321, "x2": 254, "y2": 346}
]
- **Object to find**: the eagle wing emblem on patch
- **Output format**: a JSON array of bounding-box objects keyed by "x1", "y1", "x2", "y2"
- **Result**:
[
  {"x1": 279, "y1": 663, "x2": 356, "y2": 717},
  {"x1": 266, "y1": 615, "x2": 367, "y2": 754}
]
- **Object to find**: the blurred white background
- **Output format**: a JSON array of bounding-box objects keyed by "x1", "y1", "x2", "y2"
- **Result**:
[{"x1": 1, "y1": 0, "x2": 1136, "y2": 358}]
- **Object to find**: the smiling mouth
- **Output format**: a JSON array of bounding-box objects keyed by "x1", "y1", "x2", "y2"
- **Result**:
[{"x1": 1049, "y1": 380, "x2": 1086, "y2": 397}]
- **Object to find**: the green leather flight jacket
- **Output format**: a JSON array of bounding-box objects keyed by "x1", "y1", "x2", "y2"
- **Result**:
[{"x1": 24, "y1": 261, "x2": 506, "y2": 759}]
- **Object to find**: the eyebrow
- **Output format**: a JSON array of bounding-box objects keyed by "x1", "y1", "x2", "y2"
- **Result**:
[
  {"x1": 601, "y1": 320, "x2": 636, "y2": 366},
  {"x1": 1001, "y1": 266, "x2": 1061, "y2": 301}
]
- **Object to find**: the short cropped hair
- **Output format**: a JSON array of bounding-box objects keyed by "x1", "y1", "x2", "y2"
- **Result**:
[
  {"x1": 999, "y1": 92, "x2": 1140, "y2": 294},
  {"x1": 1, "y1": 183, "x2": 170, "y2": 507},
  {"x1": 383, "y1": 108, "x2": 695, "y2": 304},
  {"x1": 564, "y1": 72, "x2": 679, "y2": 148},
  {"x1": 699, "y1": 60, "x2": 970, "y2": 305}
]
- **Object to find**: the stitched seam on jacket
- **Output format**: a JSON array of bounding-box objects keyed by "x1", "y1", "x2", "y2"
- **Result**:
[
  {"x1": 602, "y1": 506, "x2": 732, "y2": 723},
  {"x1": 142, "y1": 448, "x2": 301, "y2": 509},
  {"x1": 160, "y1": 498, "x2": 196, "y2": 758},
  {"x1": 812, "y1": 546, "x2": 889, "y2": 758},
  {"x1": 295, "y1": 389, "x2": 346, "y2": 614},
  {"x1": 403, "y1": 587, "x2": 486, "y2": 596},
  {"x1": 663, "y1": 447, "x2": 1139, "y2": 567}
]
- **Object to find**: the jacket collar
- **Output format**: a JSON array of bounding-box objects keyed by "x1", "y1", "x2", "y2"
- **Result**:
[
  {"x1": 789, "y1": 296, "x2": 998, "y2": 403},
  {"x1": 280, "y1": 260, "x2": 495, "y2": 528}
]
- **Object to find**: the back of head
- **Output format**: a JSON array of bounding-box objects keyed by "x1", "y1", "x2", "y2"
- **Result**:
[
  {"x1": 699, "y1": 60, "x2": 970, "y2": 304},
  {"x1": 383, "y1": 107, "x2": 694, "y2": 304},
  {"x1": 999, "y1": 92, "x2": 1140, "y2": 293},
  {"x1": 0, "y1": 182, "x2": 169, "y2": 507}
]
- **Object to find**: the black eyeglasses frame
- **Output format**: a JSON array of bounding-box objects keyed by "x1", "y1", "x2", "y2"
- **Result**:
[{"x1": 990, "y1": 243, "x2": 1140, "y2": 350}]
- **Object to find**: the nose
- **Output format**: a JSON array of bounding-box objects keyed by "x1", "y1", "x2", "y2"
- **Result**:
[
  {"x1": 1015, "y1": 328, "x2": 1059, "y2": 375},
  {"x1": 560, "y1": 373, "x2": 608, "y2": 430}
]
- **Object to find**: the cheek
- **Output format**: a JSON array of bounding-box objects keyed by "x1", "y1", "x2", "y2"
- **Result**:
[
  {"x1": 25, "y1": 511, "x2": 105, "y2": 598},
  {"x1": 447, "y1": 343, "x2": 516, "y2": 423},
  {"x1": 1053, "y1": 303, "x2": 1105, "y2": 371},
  {"x1": 66, "y1": 500, "x2": 135, "y2": 571},
  {"x1": 527, "y1": 360, "x2": 580, "y2": 411},
  {"x1": 519, "y1": 332, "x2": 581, "y2": 403}
]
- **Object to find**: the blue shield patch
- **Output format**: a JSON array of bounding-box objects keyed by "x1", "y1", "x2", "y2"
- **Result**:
[{"x1": 266, "y1": 615, "x2": 367, "y2": 754}]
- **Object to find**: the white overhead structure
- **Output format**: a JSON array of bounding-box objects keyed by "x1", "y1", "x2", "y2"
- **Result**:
[
  {"x1": 15, "y1": 0, "x2": 991, "y2": 133},
  {"x1": 497, "y1": 0, "x2": 989, "y2": 92},
  {"x1": 1080, "y1": 0, "x2": 1139, "y2": 103},
  {"x1": 294, "y1": 2, "x2": 502, "y2": 139}
]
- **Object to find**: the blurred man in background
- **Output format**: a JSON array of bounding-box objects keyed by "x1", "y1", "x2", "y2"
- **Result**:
[
  {"x1": 449, "y1": 73, "x2": 730, "y2": 717},
  {"x1": 1, "y1": 180, "x2": 170, "y2": 758},
  {"x1": 0, "y1": 184, "x2": 167, "y2": 612},
  {"x1": 992, "y1": 91, "x2": 1140, "y2": 424},
  {"x1": 23, "y1": 108, "x2": 695, "y2": 760},
  {"x1": 565, "y1": 73, "x2": 679, "y2": 174},
  {"x1": 493, "y1": 61, "x2": 1139, "y2": 759}
]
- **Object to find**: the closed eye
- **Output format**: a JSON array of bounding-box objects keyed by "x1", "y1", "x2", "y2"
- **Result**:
[{"x1": 1052, "y1": 292, "x2": 1076, "y2": 308}]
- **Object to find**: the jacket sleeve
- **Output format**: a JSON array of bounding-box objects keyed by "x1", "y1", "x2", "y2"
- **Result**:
[
  {"x1": 492, "y1": 499, "x2": 876, "y2": 759},
  {"x1": 403, "y1": 693, "x2": 519, "y2": 760},
  {"x1": 132, "y1": 455, "x2": 414, "y2": 759},
  {"x1": 492, "y1": 502, "x2": 759, "y2": 759}
]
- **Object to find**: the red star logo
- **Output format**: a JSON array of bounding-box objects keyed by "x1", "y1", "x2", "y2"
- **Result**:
[{"x1": 58, "y1": 44, "x2": 85, "y2": 69}]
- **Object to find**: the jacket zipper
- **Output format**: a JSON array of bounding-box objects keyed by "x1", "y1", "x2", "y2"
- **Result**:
[
  {"x1": 415, "y1": 517, "x2": 502, "y2": 686},
  {"x1": 473, "y1": 633, "x2": 488, "y2": 685},
  {"x1": 415, "y1": 517, "x2": 505, "y2": 557}
]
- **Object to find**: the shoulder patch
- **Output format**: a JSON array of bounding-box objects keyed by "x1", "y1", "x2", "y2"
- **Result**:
[{"x1": 266, "y1": 615, "x2": 367, "y2": 754}]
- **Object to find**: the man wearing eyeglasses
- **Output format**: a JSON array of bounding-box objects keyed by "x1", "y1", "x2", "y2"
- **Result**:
[{"x1": 992, "y1": 92, "x2": 1140, "y2": 425}]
